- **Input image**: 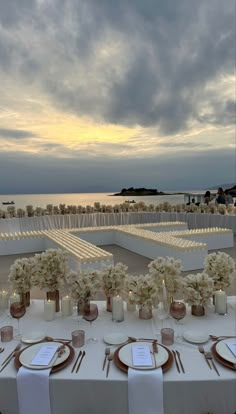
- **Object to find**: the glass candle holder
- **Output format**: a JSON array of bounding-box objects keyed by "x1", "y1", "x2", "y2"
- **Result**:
[
  {"x1": 72, "y1": 330, "x2": 85, "y2": 348},
  {"x1": 1, "y1": 326, "x2": 13, "y2": 342},
  {"x1": 161, "y1": 328, "x2": 174, "y2": 346}
]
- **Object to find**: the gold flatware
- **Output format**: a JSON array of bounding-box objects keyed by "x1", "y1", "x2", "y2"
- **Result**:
[
  {"x1": 128, "y1": 337, "x2": 156, "y2": 343},
  {"x1": 106, "y1": 353, "x2": 113, "y2": 378},
  {"x1": 172, "y1": 350, "x2": 180, "y2": 373},
  {"x1": 0, "y1": 342, "x2": 21, "y2": 372},
  {"x1": 71, "y1": 350, "x2": 82, "y2": 373},
  {"x1": 76, "y1": 350, "x2": 86, "y2": 373},
  {"x1": 210, "y1": 335, "x2": 236, "y2": 341},
  {"x1": 103, "y1": 347, "x2": 110, "y2": 371},
  {"x1": 176, "y1": 350, "x2": 185, "y2": 373},
  {"x1": 198, "y1": 345, "x2": 212, "y2": 370},
  {"x1": 0, "y1": 348, "x2": 5, "y2": 353},
  {"x1": 152, "y1": 340, "x2": 158, "y2": 368},
  {"x1": 205, "y1": 352, "x2": 220, "y2": 376}
]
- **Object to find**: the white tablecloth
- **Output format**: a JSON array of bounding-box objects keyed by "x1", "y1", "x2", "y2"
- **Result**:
[{"x1": 0, "y1": 298, "x2": 236, "y2": 414}]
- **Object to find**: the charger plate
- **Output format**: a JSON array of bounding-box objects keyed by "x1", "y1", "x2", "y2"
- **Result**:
[
  {"x1": 215, "y1": 338, "x2": 236, "y2": 364},
  {"x1": 211, "y1": 341, "x2": 236, "y2": 371},
  {"x1": 114, "y1": 341, "x2": 173, "y2": 373},
  {"x1": 15, "y1": 341, "x2": 75, "y2": 374}
]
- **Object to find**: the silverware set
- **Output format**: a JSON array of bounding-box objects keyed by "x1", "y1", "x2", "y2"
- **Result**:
[
  {"x1": 198, "y1": 346, "x2": 220, "y2": 376},
  {"x1": 172, "y1": 350, "x2": 185, "y2": 373},
  {"x1": 0, "y1": 343, "x2": 21, "y2": 373},
  {"x1": 71, "y1": 350, "x2": 86, "y2": 373}
]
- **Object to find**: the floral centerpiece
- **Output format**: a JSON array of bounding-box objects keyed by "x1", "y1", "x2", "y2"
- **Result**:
[
  {"x1": 99, "y1": 262, "x2": 128, "y2": 311},
  {"x1": 203, "y1": 252, "x2": 235, "y2": 290},
  {"x1": 32, "y1": 248, "x2": 71, "y2": 311},
  {"x1": 148, "y1": 256, "x2": 183, "y2": 299},
  {"x1": 66, "y1": 269, "x2": 101, "y2": 301},
  {"x1": 183, "y1": 272, "x2": 214, "y2": 315},
  {"x1": 8, "y1": 257, "x2": 35, "y2": 305},
  {"x1": 125, "y1": 273, "x2": 158, "y2": 319}
]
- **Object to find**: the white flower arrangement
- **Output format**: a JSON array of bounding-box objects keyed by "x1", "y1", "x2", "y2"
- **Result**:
[
  {"x1": 99, "y1": 262, "x2": 128, "y2": 297},
  {"x1": 204, "y1": 251, "x2": 235, "y2": 290},
  {"x1": 31, "y1": 248, "x2": 70, "y2": 291},
  {"x1": 183, "y1": 272, "x2": 214, "y2": 306},
  {"x1": 125, "y1": 274, "x2": 158, "y2": 306},
  {"x1": 66, "y1": 270, "x2": 101, "y2": 301},
  {"x1": 8, "y1": 257, "x2": 35, "y2": 293},
  {"x1": 148, "y1": 256, "x2": 183, "y2": 296}
]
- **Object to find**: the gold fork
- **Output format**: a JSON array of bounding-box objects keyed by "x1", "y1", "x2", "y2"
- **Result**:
[
  {"x1": 106, "y1": 353, "x2": 113, "y2": 378},
  {"x1": 103, "y1": 347, "x2": 110, "y2": 370},
  {"x1": 198, "y1": 345, "x2": 212, "y2": 370}
]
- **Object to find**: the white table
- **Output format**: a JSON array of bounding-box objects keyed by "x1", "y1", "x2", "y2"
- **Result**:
[{"x1": 0, "y1": 298, "x2": 236, "y2": 414}]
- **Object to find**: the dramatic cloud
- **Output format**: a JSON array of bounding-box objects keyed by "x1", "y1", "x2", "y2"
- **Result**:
[{"x1": 0, "y1": 0, "x2": 235, "y2": 192}]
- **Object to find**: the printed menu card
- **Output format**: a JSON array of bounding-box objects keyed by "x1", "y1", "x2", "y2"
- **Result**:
[
  {"x1": 132, "y1": 345, "x2": 153, "y2": 367},
  {"x1": 31, "y1": 344, "x2": 59, "y2": 366}
]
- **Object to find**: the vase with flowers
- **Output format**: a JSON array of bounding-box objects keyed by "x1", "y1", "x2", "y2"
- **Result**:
[
  {"x1": 125, "y1": 274, "x2": 158, "y2": 319},
  {"x1": 183, "y1": 272, "x2": 214, "y2": 316},
  {"x1": 9, "y1": 257, "x2": 35, "y2": 307},
  {"x1": 99, "y1": 263, "x2": 128, "y2": 312}
]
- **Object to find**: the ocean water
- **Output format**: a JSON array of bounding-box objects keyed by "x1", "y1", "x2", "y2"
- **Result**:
[{"x1": 0, "y1": 191, "x2": 206, "y2": 210}]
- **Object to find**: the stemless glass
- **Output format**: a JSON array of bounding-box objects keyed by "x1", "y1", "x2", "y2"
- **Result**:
[
  {"x1": 169, "y1": 300, "x2": 186, "y2": 340},
  {"x1": 10, "y1": 301, "x2": 26, "y2": 339},
  {"x1": 83, "y1": 303, "x2": 98, "y2": 344}
]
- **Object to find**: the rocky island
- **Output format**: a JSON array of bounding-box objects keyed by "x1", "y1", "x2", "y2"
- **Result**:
[{"x1": 113, "y1": 187, "x2": 171, "y2": 196}]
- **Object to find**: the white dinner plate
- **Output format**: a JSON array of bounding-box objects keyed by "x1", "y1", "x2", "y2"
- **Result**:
[
  {"x1": 19, "y1": 341, "x2": 70, "y2": 370},
  {"x1": 216, "y1": 338, "x2": 236, "y2": 364},
  {"x1": 21, "y1": 331, "x2": 46, "y2": 344},
  {"x1": 103, "y1": 333, "x2": 128, "y2": 345},
  {"x1": 183, "y1": 330, "x2": 209, "y2": 344},
  {"x1": 118, "y1": 341, "x2": 169, "y2": 370}
]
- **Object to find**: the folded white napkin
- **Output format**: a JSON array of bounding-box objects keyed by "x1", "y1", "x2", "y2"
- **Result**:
[
  {"x1": 17, "y1": 367, "x2": 51, "y2": 414},
  {"x1": 128, "y1": 367, "x2": 164, "y2": 414}
]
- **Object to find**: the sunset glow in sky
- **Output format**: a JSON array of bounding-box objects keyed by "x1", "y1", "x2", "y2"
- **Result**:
[{"x1": 0, "y1": 0, "x2": 235, "y2": 194}]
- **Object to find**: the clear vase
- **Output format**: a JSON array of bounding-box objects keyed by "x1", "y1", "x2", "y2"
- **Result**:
[
  {"x1": 139, "y1": 304, "x2": 153, "y2": 320},
  {"x1": 191, "y1": 304, "x2": 205, "y2": 316}
]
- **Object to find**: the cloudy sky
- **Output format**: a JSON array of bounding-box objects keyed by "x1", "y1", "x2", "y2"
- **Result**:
[{"x1": 0, "y1": 0, "x2": 235, "y2": 194}]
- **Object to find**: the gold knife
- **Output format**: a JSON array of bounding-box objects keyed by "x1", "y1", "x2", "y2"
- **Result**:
[
  {"x1": 76, "y1": 351, "x2": 86, "y2": 373},
  {"x1": 176, "y1": 350, "x2": 185, "y2": 373},
  {"x1": 172, "y1": 351, "x2": 180, "y2": 373}
]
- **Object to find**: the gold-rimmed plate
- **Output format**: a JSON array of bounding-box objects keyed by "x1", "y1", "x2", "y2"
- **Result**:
[{"x1": 211, "y1": 341, "x2": 236, "y2": 371}]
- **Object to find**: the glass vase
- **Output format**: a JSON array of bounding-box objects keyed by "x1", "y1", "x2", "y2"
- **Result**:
[
  {"x1": 106, "y1": 296, "x2": 112, "y2": 312},
  {"x1": 191, "y1": 304, "x2": 205, "y2": 316},
  {"x1": 139, "y1": 304, "x2": 153, "y2": 320}
]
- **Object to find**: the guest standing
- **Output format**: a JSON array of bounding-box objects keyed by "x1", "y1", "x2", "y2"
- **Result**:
[{"x1": 215, "y1": 187, "x2": 226, "y2": 204}]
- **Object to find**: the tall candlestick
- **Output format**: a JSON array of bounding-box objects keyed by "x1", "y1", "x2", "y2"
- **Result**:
[
  {"x1": 44, "y1": 299, "x2": 55, "y2": 321},
  {"x1": 112, "y1": 295, "x2": 124, "y2": 322},
  {"x1": 215, "y1": 290, "x2": 227, "y2": 315},
  {"x1": 61, "y1": 295, "x2": 72, "y2": 317}
]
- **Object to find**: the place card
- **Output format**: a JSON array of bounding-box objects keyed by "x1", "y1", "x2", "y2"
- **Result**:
[
  {"x1": 132, "y1": 345, "x2": 153, "y2": 367},
  {"x1": 31, "y1": 344, "x2": 59, "y2": 366},
  {"x1": 226, "y1": 343, "x2": 236, "y2": 358}
]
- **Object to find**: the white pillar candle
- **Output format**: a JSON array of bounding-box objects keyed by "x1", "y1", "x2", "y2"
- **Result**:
[
  {"x1": 1, "y1": 290, "x2": 9, "y2": 309},
  {"x1": 9, "y1": 292, "x2": 21, "y2": 305},
  {"x1": 44, "y1": 299, "x2": 55, "y2": 321},
  {"x1": 112, "y1": 295, "x2": 124, "y2": 322},
  {"x1": 127, "y1": 291, "x2": 136, "y2": 311},
  {"x1": 61, "y1": 295, "x2": 72, "y2": 317},
  {"x1": 162, "y1": 279, "x2": 167, "y2": 301},
  {"x1": 215, "y1": 290, "x2": 227, "y2": 315}
]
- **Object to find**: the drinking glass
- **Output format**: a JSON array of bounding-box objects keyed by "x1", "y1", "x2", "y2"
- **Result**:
[
  {"x1": 9, "y1": 301, "x2": 26, "y2": 339},
  {"x1": 83, "y1": 303, "x2": 98, "y2": 343},
  {"x1": 169, "y1": 300, "x2": 186, "y2": 340}
]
